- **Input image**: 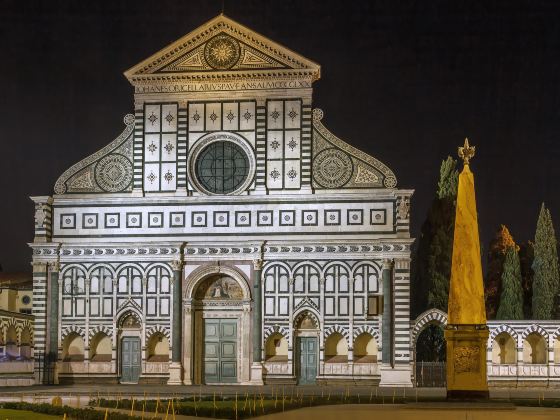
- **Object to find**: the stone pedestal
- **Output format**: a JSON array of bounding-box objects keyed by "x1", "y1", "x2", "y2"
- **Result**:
[
  {"x1": 167, "y1": 362, "x2": 183, "y2": 385},
  {"x1": 249, "y1": 362, "x2": 264, "y2": 385},
  {"x1": 379, "y1": 363, "x2": 413, "y2": 387},
  {"x1": 445, "y1": 326, "x2": 489, "y2": 399}
]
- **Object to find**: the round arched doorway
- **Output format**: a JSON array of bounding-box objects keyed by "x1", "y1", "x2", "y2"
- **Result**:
[
  {"x1": 411, "y1": 309, "x2": 447, "y2": 387},
  {"x1": 183, "y1": 267, "x2": 252, "y2": 385}
]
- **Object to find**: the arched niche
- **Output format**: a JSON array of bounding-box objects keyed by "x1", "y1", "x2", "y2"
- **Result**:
[
  {"x1": 90, "y1": 333, "x2": 112, "y2": 362},
  {"x1": 265, "y1": 333, "x2": 288, "y2": 362},
  {"x1": 147, "y1": 333, "x2": 169, "y2": 362},
  {"x1": 354, "y1": 333, "x2": 378, "y2": 363},
  {"x1": 19, "y1": 327, "x2": 32, "y2": 360},
  {"x1": 6, "y1": 325, "x2": 18, "y2": 358},
  {"x1": 62, "y1": 333, "x2": 85, "y2": 362},
  {"x1": 492, "y1": 332, "x2": 516, "y2": 364},
  {"x1": 324, "y1": 332, "x2": 348, "y2": 363},
  {"x1": 523, "y1": 333, "x2": 547, "y2": 364}
]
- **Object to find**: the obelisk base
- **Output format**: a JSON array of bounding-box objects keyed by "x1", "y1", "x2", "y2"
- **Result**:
[{"x1": 444, "y1": 325, "x2": 489, "y2": 400}]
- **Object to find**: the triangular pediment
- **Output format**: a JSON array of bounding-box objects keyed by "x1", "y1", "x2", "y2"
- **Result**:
[{"x1": 124, "y1": 14, "x2": 320, "y2": 82}]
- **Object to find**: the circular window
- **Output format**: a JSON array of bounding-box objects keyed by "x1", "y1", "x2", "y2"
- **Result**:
[
  {"x1": 195, "y1": 142, "x2": 249, "y2": 194},
  {"x1": 22, "y1": 295, "x2": 31, "y2": 305},
  {"x1": 189, "y1": 132, "x2": 255, "y2": 195}
]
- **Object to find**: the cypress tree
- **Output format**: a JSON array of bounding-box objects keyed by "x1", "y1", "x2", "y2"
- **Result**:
[
  {"x1": 411, "y1": 156, "x2": 458, "y2": 316},
  {"x1": 496, "y1": 246, "x2": 524, "y2": 320},
  {"x1": 532, "y1": 204, "x2": 560, "y2": 319},
  {"x1": 519, "y1": 241, "x2": 534, "y2": 318},
  {"x1": 484, "y1": 225, "x2": 516, "y2": 319}
]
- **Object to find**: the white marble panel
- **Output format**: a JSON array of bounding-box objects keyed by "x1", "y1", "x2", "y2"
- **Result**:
[
  {"x1": 222, "y1": 102, "x2": 239, "y2": 131},
  {"x1": 103, "y1": 298, "x2": 112, "y2": 316},
  {"x1": 90, "y1": 298, "x2": 99, "y2": 316},
  {"x1": 284, "y1": 160, "x2": 300, "y2": 189},
  {"x1": 76, "y1": 298, "x2": 85, "y2": 316},
  {"x1": 267, "y1": 101, "x2": 283, "y2": 129},
  {"x1": 266, "y1": 131, "x2": 283, "y2": 159},
  {"x1": 284, "y1": 100, "x2": 301, "y2": 129},
  {"x1": 205, "y1": 103, "x2": 222, "y2": 131},
  {"x1": 144, "y1": 104, "x2": 161, "y2": 133},
  {"x1": 265, "y1": 297, "x2": 274, "y2": 315},
  {"x1": 160, "y1": 162, "x2": 177, "y2": 191},
  {"x1": 188, "y1": 103, "x2": 204, "y2": 131},
  {"x1": 161, "y1": 133, "x2": 177, "y2": 161},
  {"x1": 284, "y1": 130, "x2": 300, "y2": 159},
  {"x1": 279, "y1": 297, "x2": 288, "y2": 315},
  {"x1": 144, "y1": 163, "x2": 160, "y2": 191},
  {"x1": 339, "y1": 297, "x2": 348, "y2": 315},
  {"x1": 63, "y1": 299, "x2": 72, "y2": 316},
  {"x1": 239, "y1": 101, "x2": 255, "y2": 131},
  {"x1": 267, "y1": 162, "x2": 283, "y2": 189},
  {"x1": 325, "y1": 297, "x2": 334, "y2": 315},
  {"x1": 147, "y1": 298, "x2": 156, "y2": 315},
  {"x1": 161, "y1": 104, "x2": 178, "y2": 133},
  {"x1": 160, "y1": 298, "x2": 169, "y2": 315}
]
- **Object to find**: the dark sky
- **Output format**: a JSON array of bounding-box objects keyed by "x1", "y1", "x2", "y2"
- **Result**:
[{"x1": 2, "y1": 0, "x2": 560, "y2": 272}]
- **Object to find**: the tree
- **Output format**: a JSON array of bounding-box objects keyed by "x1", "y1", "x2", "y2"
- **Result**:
[
  {"x1": 484, "y1": 225, "x2": 516, "y2": 319},
  {"x1": 532, "y1": 203, "x2": 560, "y2": 319},
  {"x1": 496, "y1": 246, "x2": 524, "y2": 319},
  {"x1": 411, "y1": 157, "x2": 458, "y2": 316},
  {"x1": 518, "y1": 241, "x2": 534, "y2": 318}
]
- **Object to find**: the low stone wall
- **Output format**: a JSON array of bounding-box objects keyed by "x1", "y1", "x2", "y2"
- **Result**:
[{"x1": 0, "y1": 361, "x2": 34, "y2": 386}]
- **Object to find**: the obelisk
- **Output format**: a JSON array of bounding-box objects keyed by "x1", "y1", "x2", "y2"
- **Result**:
[{"x1": 444, "y1": 139, "x2": 489, "y2": 399}]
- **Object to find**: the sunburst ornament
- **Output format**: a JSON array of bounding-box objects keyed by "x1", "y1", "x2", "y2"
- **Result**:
[
  {"x1": 458, "y1": 138, "x2": 476, "y2": 165},
  {"x1": 204, "y1": 34, "x2": 240, "y2": 70}
]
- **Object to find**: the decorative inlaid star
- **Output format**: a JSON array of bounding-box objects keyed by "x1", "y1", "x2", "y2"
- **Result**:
[
  {"x1": 271, "y1": 140, "x2": 280, "y2": 150},
  {"x1": 287, "y1": 168, "x2": 297, "y2": 179},
  {"x1": 243, "y1": 109, "x2": 253, "y2": 122},
  {"x1": 209, "y1": 111, "x2": 218, "y2": 123},
  {"x1": 148, "y1": 142, "x2": 157, "y2": 153},
  {"x1": 192, "y1": 110, "x2": 201, "y2": 123},
  {"x1": 288, "y1": 137, "x2": 297, "y2": 151},
  {"x1": 270, "y1": 168, "x2": 280, "y2": 180},
  {"x1": 147, "y1": 172, "x2": 156, "y2": 183},
  {"x1": 288, "y1": 108, "x2": 298, "y2": 121},
  {"x1": 165, "y1": 112, "x2": 174, "y2": 124},
  {"x1": 210, "y1": 41, "x2": 234, "y2": 65},
  {"x1": 148, "y1": 112, "x2": 158, "y2": 125},
  {"x1": 164, "y1": 142, "x2": 174, "y2": 153},
  {"x1": 226, "y1": 111, "x2": 235, "y2": 122},
  {"x1": 164, "y1": 171, "x2": 174, "y2": 183},
  {"x1": 270, "y1": 109, "x2": 280, "y2": 121}
]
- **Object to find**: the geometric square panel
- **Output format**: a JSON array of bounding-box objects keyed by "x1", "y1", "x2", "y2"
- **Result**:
[
  {"x1": 126, "y1": 212, "x2": 142, "y2": 228},
  {"x1": 148, "y1": 212, "x2": 164, "y2": 228},
  {"x1": 370, "y1": 209, "x2": 387, "y2": 225},
  {"x1": 192, "y1": 211, "x2": 207, "y2": 227},
  {"x1": 170, "y1": 211, "x2": 185, "y2": 227},
  {"x1": 60, "y1": 213, "x2": 76, "y2": 229},
  {"x1": 347, "y1": 209, "x2": 363, "y2": 225},
  {"x1": 235, "y1": 211, "x2": 251, "y2": 227},
  {"x1": 257, "y1": 210, "x2": 273, "y2": 227},
  {"x1": 82, "y1": 213, "x2": 98, "y2": 229},
  {"x1": 279, "y1": 210, "x2": 295, "y2": 226},
  {"x1": 104, "y1": 213, "x2": 120, "y2": 228},
  {"x1": 324, "y1": 209, "x2": 341, "y2": 226},
  {"x1": 213, "y1": 211, "x2": 229, "y2": 227},
  {"x1": 301, "y1": 210, "x2": 318, "y2": 226}
]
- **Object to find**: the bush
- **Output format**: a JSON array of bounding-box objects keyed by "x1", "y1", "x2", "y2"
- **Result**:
[{"x1": 0, "y1": 402, "x2": 142, "y2": 420}]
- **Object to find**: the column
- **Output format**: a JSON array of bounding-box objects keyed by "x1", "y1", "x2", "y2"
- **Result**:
[
  {"x1": 168, "y1": 259, "x2": 183, "y2": 384},
  {"x1": 48, "y1": 261, "x2": 60, "y2": 358},
  {"x1": 252, "y1": 259, "x2": 263, "y2": 362},
  {"x1": 249, "y1": 259, "x2": 265, "y2": 384},
  {"x1": 381, "y1": 259, "x2": 393, "y2": 365}
]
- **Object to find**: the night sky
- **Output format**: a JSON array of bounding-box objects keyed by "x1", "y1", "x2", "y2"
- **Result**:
[{"x1": 2, "y1": 1, "x2": 560, "y2": 272}]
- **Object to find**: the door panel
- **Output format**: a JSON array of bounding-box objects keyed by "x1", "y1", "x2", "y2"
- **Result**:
[
  {"x1": 297, "y1": 337, "x2": 317, "y2": 384},
  {"x1": 203, "y1": 319, "x2": 237, "y2": 383},
  {"x1": 121, "y1": 337, "x2": 141, "y2": 383}
]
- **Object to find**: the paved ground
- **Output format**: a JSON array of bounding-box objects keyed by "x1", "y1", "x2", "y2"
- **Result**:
[{"x1": 260, "y1": 405, "x2": 560, "y2": 420}]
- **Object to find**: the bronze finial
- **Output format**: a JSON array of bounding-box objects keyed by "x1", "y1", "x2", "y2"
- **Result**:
[{"x1": 458, "y1": 138, "x2": 475, "y2": 165}]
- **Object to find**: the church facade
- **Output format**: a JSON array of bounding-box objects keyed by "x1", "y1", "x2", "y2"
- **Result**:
[{"x1": 29, "y1": 15, "x2": 413, "y2": 386}]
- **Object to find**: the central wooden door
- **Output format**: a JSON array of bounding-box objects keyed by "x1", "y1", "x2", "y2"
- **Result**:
[
  {"x1": 121, "y1": 337, "x2": 141, "y2": 383},
  {"x1": 203, "y1": 319, "x2": 237, "y2": 383},
  {"x1": 296, "y1": 337, "x2": 317, "y2": 384}
]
